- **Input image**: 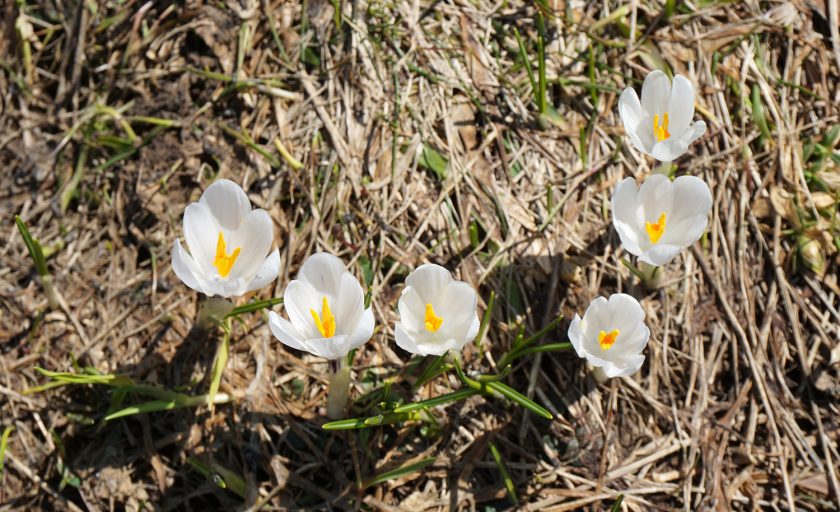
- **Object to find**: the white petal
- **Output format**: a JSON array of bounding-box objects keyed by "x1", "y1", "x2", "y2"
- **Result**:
[
  {"x1": 283, "y1": 280, "x2": 323, "y2": 339},
  {"x1": 611, "y1": 324, "x2": 650, "y2": 358},
  {"x1": 669, "y1": 176, "x2": 713, "y2": 223},
  {"x1": 607, "y1": 293, "x2": 645, "y2": 333},
  {"x1": 244, "y1": 248, "x2": 280, "y2": 293},
  {"x1": 638, "y1": 174, "x2": 674, "y2": 226},
  {"x1": 347, "y1": 307, "x2": 374, "y2": 348},
  {"x1": 203, "y1": 276, "x2": 248, "y2": 298},
  {"x1": 662, "y1": 215, "x2": 709, "y2": 248},
  {"x1": 397, "y1": 287, "x2": 426, "y2": 333},
  {"x1": 228, "y1": 209, "x2": 274, "y2": 281},
  {"x1": 619, "y1": 88, "x2": 643, "y2": 130},
  {"x1": 415, "y1": 338, "x2": 460, "y2": 356},
  {"x1": 665, "y1": 75, "x2": 695, "y2": 136},
  {"x1": 568, "y1": 314, "x2": 586, "y2": 358},
  {"x1": 171, "y1": 239, "x2": 207, "y2": 294},
  {"x1": 439, "y1": 281, "x2": 478, "y2": 331},
  {"x1": 640, "y1": 70, "x2": 671, "y2": 118},
  {"x1": 395, "y1": 323, "x2": 422, "y2": 354},
  {"x1": 269, "y1": 311, "x2": 308, "y2": 352},
  {"x1": 299, "y1": 252, "x2": 347, "y2": 297},
  {"x1": 639, "y1": 244, "x2": 683, "y2": 266},
  {"x1": 681, "y1": 121, "x2": 706, "y2": 146},
  {"x1": 405, "y1": 264, "x2": 452, "y2": 303},
  {"x1": 183, "y1": 203, "x2": 220, "y2": 275},
  {"x1": 334, "y1": 271, "x2": 365, "y2": 336},
  {"x1": 614, "y1": 220, "x2": 644, "y2": 257},
  {"x1": 199, "y1": 179, "x2": 252, "y2": 231},
  {"x1": 600, "y1": 354, "x2": 645, "y2": 378},
  {"x1": 581, "y1": 296, "x2": 610, "y2": 347},
  {"x1": 612, "y1": 178, "x2": 645, "y2": 254},
  {"x1": 300, "y1": 334, "x2": 353, "y2": 360},
  {"x1": 651, "y1": 137, "x2": 690, "y2": 162},
  {"x1": 464, "y1": 314, "x2": 480, "y2": 345}
]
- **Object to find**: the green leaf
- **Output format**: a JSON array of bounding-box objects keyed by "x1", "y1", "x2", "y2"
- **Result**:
[
  {"x1": 104, "y1": 400, "x2": 180, "y2": 421},
  {"x1": 14, "y1": 216, "x2": 48, "y2": 276},
  {"x1": 485, "y1": 381, "x2": 552, "y2": 419},
  {"x1": 322, "y1": 411, "x2": 418, "y2": 430},
  {"x1": 0, "y1": 425, "x2": 14, "y2": 477},
  {"x1": 226, "y1": 297, "x2": 283, "y2": 317},
  {"x1": 610, "y1": 494, "x2": 624, "y2": 512},
  {"x1": 393, "y1": 388, "x2": 479, "y2": 413},
  {"x1": 489, "y1": 442, "x2": 518, "y2": 506},
  {"x1": 751, "y1": 84, "x2": 771, "y2": 143},
  {"x1": 474, "y1": 291, "x2": 495, "y2": 348},
  {"x1": 207, "y1": 319, "x2": 231, "y2": 408},
  {"x1": 418, "y1": 144, "x2": 448, "y2": 180},
  {"x1": 363, "y1": 457, "x2": 436, "y2": 488}
]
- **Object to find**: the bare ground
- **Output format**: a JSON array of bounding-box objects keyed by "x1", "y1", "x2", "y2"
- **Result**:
[{"x1": 1, "y1": 0, "x2": 840, "y2": 510}]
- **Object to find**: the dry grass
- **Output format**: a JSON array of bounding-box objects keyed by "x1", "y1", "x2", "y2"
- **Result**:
[{"x1": 1, "y1": 0, "x2": 840, "y2": 510}]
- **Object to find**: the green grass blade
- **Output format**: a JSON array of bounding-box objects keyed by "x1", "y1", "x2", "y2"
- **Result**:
[
  {"x1": 474, "y1": 290, "x2": 495, "y2": 348},
  {"x1": 610, "y1": 494, "x2": 624, "y2": 512},
  {"x1": 226, "y1": 297, "x2": 283, "y2": 317},
  {"x1": 393, "y1": 388, "x2": 479, "y2": 413},
  {"x1": 485, "y1": 381, "x2": 552, "y2": 419},
  {"x1": 489, "y1": 442, "x2": 518, "y2": 506},
  {"x1": 0, "y1": 425, "x2": 14, "y2": 477},
  {"x1": 363, "y1": 457, "x2": 436, "y2": 488},
  {"x1": 418, "y1": 144, "x2": 448, "y2": 180},
  {"x1": 104, "y1": 400, "x2": 180, "y2": 420},
  {"x1": 14, "y1": 216, "x2": 48, "y2": 276},
  {"x1": 513, "y1": 28, "x2": 536, "y2": 96}
]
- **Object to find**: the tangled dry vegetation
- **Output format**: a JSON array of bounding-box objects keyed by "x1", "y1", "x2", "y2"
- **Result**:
[{"x1": 2, "y1": 0, "x2": 840, "y2": 510}]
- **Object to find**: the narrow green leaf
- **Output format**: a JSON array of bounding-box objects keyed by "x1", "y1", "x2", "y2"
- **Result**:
[
  {"x1": 363, "y1": 457, "x2": 436, "y2": 488},
  {"x1": 513, "y1": 27, "x2": 536, "y2": 96},
  {"x1": 610, "y1": 494, "x2": 624, "y2": 512},
  {"x1": 14, "y1": 216, "x2": 48, "y2": 276},
  {"x1": 104, "y1": 400, "x2": 180, "y2": 421},
  {"x1": 322, "y1": 417, "x2": 369, "y2": 430},
  {"x1": 393, "y1": 388, "x2": 479, "y2": 413},
  {"x1": 226, "y1": 297, "x2": 283, "y2": 317},
  {"x1": 474, "y1": 291, "x2": 495, "y2": 348},
  {"x1": 0, "y1": 425, "x2": 14, "y2": 477},
  {"x1": 751, "y1": 84, "x2": 771, "y2": 142},
  {"x1": 418, "y1": 144, "x2": 448, "y2": 180},
  {"x1": 489, "y1": 442, "x2": 518, "y2": 505},
  {"x1": 485, "y1": 381, "x2": 552, "y2": 419}
]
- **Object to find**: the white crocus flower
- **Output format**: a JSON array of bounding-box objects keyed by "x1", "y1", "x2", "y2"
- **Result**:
[
  {"x1": 172, "y1": 179, "x2": 280, "y2": 298},
  {"x1": 568, "y1": 294, "x2": 650, "y2": 378},
  {"x1": 268, "y1": 252, "x2": 374, "y2": 361},
  {"x1": 612, "y1": 174, "x2": 713, "y2": 267},
  {"x1": 394, "y1": 264, "x2": 480, "y2": 356},
  {"x1": 619, "y1": 70, "x2": 706, "y2": 162}
]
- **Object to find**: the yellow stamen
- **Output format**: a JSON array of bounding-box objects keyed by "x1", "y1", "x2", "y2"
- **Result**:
[
  {"x1": 213, "y1": 232, "x2": 241, "y2": 278},
  {"x1": 653, "y1": 112, "x2": 671, "y2": 142},
  {"x1": 645, "y1": 213, "x2": 667, "y2": 244},
  {"x1": 424, "y1": 303, "x2": 443, "y2": 332},
  {"x1": 598, "y1": 329, "x2": 620, "y2": 351},
  {"x1": 310, "y1": 297, "x2": 336, "y2": 338}
]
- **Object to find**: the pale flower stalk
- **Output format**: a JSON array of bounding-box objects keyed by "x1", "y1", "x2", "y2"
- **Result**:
[
  {"x1": 268, "y1": 252, "x2": 374, "y2": 418},
  {"x1": 612, "y1": 174, "x2": 713, "y2": 267},
  {"x1": 568, "y1": 294, "x2": 650, "y2": 378},
  {"x1": 394, "y1": 264, "x2": 480, "y2": 357},
  {"x1": 171, "y1": 179, "x2": 280, "y2": 299},
  {"x1": 619, "y1": 70, "x2": 706, "y2": 165}
]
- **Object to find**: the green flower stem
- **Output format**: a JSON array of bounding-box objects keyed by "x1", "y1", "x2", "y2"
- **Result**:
[
  {"x1": 207, "y1": 317, "x2": 231, "y2": 410},
  {"x1": 327, "y1": 363, "x2": 352, "y2": 420}
]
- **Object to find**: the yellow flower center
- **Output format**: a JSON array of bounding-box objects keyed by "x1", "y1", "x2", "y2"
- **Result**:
[
  {"x1": 310, "y1": 297, "x2": 336, "y2": 338},
  {"x1": 653, "y1": 112, "x2": 671, "y2": 142},
  {"x1": 424, "y1": 303, "x2": 443, "y2": 332},
  {"x1": 645, "y1": 213, "x2": 667, "y2": 244},
  {"x1": 213, "y1": 232, "x2": 241, "y2": 278},
  {"x1": 598, "y1": 329, "x2": 620, "y2": 351}
]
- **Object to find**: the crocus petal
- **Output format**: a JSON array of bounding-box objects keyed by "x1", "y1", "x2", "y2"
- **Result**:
[
  {"x1": 183, "y1": 203, "x2": 220, "y2": 275},
  {"x1": 669, "y1": 176, "x2": 713, "y2": 223},
  {"x1": 640, "y1": 70, "x2": 671, "y2": 118},
  {"x1": 651, "y1": 137, "x2": 690, "y2": 162},
  {"x1": 682, "y1": 121, "x2": 706, "y2": 145},
  {"x1": 581, "y1": 297, "x2": 610, "y2": 343},
  {"x1": 600, "y1": 353, "x2": 645, "y2": 378},
  {"x1": 299, "y1": 252, "x2": 347, "y2": 296},
  {"x1": 228, "y1": 209, "x2": 273, "y2": 281},
  {"x1": 612, "y1": 178, "x2": 644, "y2": 252},
  {"x1": 268, "y1": 312, "x2": 308, "y2": 352},
  {"x1": 665, "y1": 75, "x2": 695, "y2": 136},
  {"x1": 199, "y1": 179, "x2": 252, "y2": 231},
  {"x1": 465, "y1": 314, "x2": 480, "y2": 344},
  {"x1": 283, "y1": 280, "x2": 323, "y2": 339},
  {"x1": 639, "y1": 243, "x2": 683, "y2": 266},
  {"x1": 171, "y1": 239, "x2": 207, "y2": 294},
  {"x1": 347, "y1": 307, "x2": 374, "y2": 348},
  {"x1": 394, "y1": 323, "x2": 422, "y2": 354},
  {"x1": 334, "y1": 272, "x2": 365, "y2": 336},
  {"x1": 298, "y1": 335, "x2": 353, "y2": 360},
  {"x1": 405, "y1": 264, "x2": 453, "y2": 302},
  {"x1": 638, "y1": 174, "x2": 673, "y2": 224},
  {"x1": 619, "y1": 88, "x2": 646, "y2": 151},
  {"x1": 608, "y1": 293, "x2": 646, "y2": 333},
  {"x1": 245, "y1": 248, "x2": 280, "y2": 293},
  {"x1": 397, "y1": 287, "x2": 426, "y2": 333},
  {"x1": 440, "y1": 281, "x2": 478, "y2": 329},
  {"x1": 568, "y1": 315, "x2": 585, "y2": 358}
]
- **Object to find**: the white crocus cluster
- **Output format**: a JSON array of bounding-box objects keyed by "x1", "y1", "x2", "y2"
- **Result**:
[
  {"x1": 171, "y1": 179, "x2": 280, "y2": 298},
  {"x1": 619, "y1": 70, "x2": 706, "y2": 162}
]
